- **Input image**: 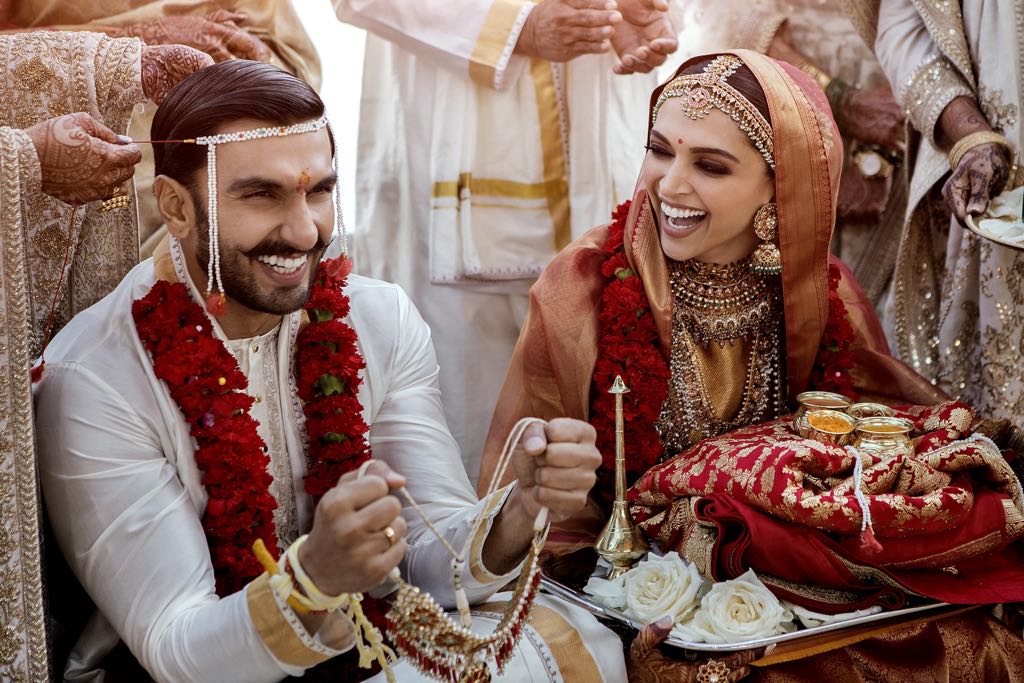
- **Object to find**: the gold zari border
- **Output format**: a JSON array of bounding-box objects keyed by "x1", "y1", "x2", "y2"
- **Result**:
[
  {"x1": 247, "y1": 573, "x2": 333, "y2": 669},
  {"x1": 469, "y1": 0, "x2": 532, "y2": 88}
]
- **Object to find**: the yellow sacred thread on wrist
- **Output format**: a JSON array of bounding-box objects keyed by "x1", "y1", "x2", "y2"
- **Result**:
[
  {"x1": 251, "y1": 537, "x2": 398, "y2": 682},
  {"x1": 286, "y1": 535, "x2": 349, "y2": 612},
  {"x1": 252, "y1": 538, "x2": 318, "y2": 614}
]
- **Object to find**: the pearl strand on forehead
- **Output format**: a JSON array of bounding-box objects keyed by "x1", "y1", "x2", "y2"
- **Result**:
[
  {"x1": 197, "y1": 116, "x2": 335, "y2": 314},
  {"x1": 194, "y1": 116, "x2": 328, "y2": 147}
]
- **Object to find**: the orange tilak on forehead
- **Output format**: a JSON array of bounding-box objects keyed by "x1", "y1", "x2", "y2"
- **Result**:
[{"x1": 296, "y1": 170, "x2": 311, "y2": 194}]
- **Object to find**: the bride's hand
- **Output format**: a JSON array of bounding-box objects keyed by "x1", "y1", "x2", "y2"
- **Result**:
[
  {"x1": 943, "y1": 142, "x2": 1013, "y2": 222},
  {"x1": 112, "y1": 12, "x2": 272, "y2": 63},
  {"x1": 629, "y1": 616, "x2": 769, "y2": 682},
  {"x1": 510, "y1": 418, "x2": 601, "y2": 522}
]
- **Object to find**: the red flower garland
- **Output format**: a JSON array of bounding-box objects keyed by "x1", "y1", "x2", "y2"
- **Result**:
[
  {"x1": 589, "y1": 201, "x2": 857, "y2": 498},
  {"x1": 133, "y1": 280, "x2": 277, "y2": 594},
  {"x1": 133, "y1": 256, "x2": 384, "y2": 680},
  {"x1": 590, "y1": 200, "x2": 670, "y2": 498},
  {"x1": 808, "y1": 263, "x2": 857, "y2": 398}
]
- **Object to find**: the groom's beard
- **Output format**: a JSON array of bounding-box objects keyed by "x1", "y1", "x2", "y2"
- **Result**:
[{"x1": 192, "y1": 205, "x2": 329, "y2": 316}]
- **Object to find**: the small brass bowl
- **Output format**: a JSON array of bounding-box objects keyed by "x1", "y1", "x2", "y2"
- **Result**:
[
  {"x1": 847, "y1": 402, "x2": 895, "y2": 419},
  {"x1": 854, "y1": 416, "x2": 914, "y2": 459},
  {"x1": 801, "y1": 409, "x2": 857, "y2": 446},
  {"x1": 793, "y1": 391, "x2": 853, "y2": 433}
]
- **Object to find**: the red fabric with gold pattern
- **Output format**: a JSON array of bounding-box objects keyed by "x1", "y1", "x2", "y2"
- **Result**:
[{"x1": 629, "y1": 401, "x2": 1024, "y2": 609}]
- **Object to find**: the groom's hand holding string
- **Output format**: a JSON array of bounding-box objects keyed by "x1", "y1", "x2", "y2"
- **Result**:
[{"x1": 299, "y1": 461, "x2": 408, "y2": 597}]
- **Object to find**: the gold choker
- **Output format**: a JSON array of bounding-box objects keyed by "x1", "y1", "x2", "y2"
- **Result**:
[{"x1": 669, "y1": 258, "x2": 775, "y2": 346}]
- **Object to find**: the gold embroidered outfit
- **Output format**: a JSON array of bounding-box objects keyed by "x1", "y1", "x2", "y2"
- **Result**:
[
  {"x1": 855, "y1": 0, "x2": 1024, "y2": 428},
  {"x1": 657, "y1": 257, "x2": 785, "y2": 455},
  {"x1": 0, "y1": 31, "x2": 145, "y2": 683}
]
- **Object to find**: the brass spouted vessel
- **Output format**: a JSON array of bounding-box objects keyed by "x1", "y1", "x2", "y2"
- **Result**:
[{"x1": 595, "y1": 375, "x2": 649, "y2": 579}]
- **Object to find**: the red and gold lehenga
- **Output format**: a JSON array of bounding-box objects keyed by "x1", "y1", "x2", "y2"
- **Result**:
[{"x1": 479, "y1": 50, "x2": 1024, "y2": 680}]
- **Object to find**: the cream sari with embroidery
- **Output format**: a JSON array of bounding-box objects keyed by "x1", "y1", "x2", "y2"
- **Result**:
[
  {"x1": 0, "y1": 30, "x2": 144, "y2": 683},
  {"x1": 850, "y1": 0, "x2": 1024, "y2": 427}
]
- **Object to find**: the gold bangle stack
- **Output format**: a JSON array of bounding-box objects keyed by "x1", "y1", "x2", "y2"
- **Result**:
[
  {"x1": 98, "y1": 193, "x2": 132, "y2": 213},
  {"x1": 948, "y1": 130, "x2": 1016, "y2": 170}
]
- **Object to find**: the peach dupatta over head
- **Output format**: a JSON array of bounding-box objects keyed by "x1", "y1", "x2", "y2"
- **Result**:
[{"x1": 479, "y1": 51, "x2": 940, "y2": 496}]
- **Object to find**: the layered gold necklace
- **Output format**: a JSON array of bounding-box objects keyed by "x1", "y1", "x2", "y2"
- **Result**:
[{"x1": 655, "y1": 257, "x2": 786, "y2": 455}]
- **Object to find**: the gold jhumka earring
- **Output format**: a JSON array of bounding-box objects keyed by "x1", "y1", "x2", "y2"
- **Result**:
[
  {"x1": 384, "y1": 417, "x2": 550, "y2": 683},
  {"x1": 751, "y1": 202, "x2": 782, "y2": 275}
]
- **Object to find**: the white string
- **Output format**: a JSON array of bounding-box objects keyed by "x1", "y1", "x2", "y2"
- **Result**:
[
  {"x1": 846, "y1": 445, "x2": 872, "y2": 531},
  {"x1": 361, "y1": 417, "x2": 549, "y2": 564},
  {"x1": 324, "y1": 119, "x2": 348, "y2": 258}
]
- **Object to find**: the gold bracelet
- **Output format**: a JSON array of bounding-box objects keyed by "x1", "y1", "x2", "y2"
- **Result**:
[{"x1": 948, "y1": 130, "x2": 1015, "y2": 170}]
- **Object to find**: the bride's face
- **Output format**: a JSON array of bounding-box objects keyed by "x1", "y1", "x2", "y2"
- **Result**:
[{"x1": 641, "y1": 103, "x2": 775, "y2": 264}]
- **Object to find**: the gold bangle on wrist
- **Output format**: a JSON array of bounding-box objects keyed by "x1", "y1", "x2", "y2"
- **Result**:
[{"x1": 948, "y1": 130, "x2": 1015, "y2": 170}]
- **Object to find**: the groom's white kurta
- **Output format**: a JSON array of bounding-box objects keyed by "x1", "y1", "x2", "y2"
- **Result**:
[{"x1": 34, "y1": 249, "x2": 625, "y2": 682}]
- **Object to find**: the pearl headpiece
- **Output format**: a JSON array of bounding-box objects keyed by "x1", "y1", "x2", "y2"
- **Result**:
[
  {"x1": 652, "y1": 56, "x2": 775, "y2": 170},
  {"x1": 192, "y1": 115, "x2": 346, "y2": 315}
]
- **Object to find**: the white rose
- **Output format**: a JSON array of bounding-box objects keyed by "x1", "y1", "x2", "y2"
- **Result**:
[
  {"x1": 583, "y1": 573, "x2": 627, "y2": 611},
  {"x1": 622, "y1": 551, "x2": 705, "y2": 624},
  {"x1": 672, "y1": 570, "x2": 795, "y2": 644}
]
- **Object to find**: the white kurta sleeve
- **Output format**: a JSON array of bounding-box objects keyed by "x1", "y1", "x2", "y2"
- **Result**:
[
  {"x1": 35, "y1": 363, "x2": 351, "y2": 683},
  {"x1": 875, "y1": 0, "x2": 973, "y2": 144},
  {"x1": 366, "y1": 285, "x2": 522, "y2": 607},
  {"x1": 333, "y1": 0, "x2": 534, "y2": 89}
]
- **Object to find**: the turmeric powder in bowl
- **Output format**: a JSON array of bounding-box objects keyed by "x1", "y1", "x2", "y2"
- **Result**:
[{"x1": 807, "y1": 410, "x2": 855, "y2": 434}]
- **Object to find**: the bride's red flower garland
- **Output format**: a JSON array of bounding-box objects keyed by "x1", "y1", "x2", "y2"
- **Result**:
[
  {"x1": 590, "y1": 201, "x2": 670, "y2": 497},
  {"x1": 132, "y1": 256, "x2": 384, "y2": 680},
  {"x1": 808, "y1": 263, "x2": 857, "y2": 398},
  {"x1": 590, "y1": 200, "x2": 855, "y2": 497}
]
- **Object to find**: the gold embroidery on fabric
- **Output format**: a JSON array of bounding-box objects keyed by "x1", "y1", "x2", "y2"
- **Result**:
[
  {"x1": 902, "y1": 55, "x2": 975, "y2": 146},
  {"x1": 11, "y1": 56, "x2": 56, "y2": 95},
  {"x1": 0, "y1": 126, "x2": 50, "y2": 682},
  {"x1": 260, "y1": 334, "x2": 300, "y2": 550},
  {"x1": 977, "y1": 84, "x2": 1020, "y2": 134},
  {"x1": 759, "y1": 573, "x2": 864, "y2": 607},
  {"x1": 883, "y1": 531, "x2": 1003, "y2": 570},
  {"x1": 0, "y1": 33, "x2": 144, "y2": 681},
  {"x1": 910, "y1": 0, "x2": 976, "y2": 86}
]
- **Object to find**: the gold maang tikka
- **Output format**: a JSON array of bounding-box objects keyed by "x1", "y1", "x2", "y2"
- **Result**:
[{"x1": 652, "y1": 55, "x2": 775, "y2": 171}]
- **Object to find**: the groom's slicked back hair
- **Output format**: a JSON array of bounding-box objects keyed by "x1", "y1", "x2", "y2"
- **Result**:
[{"x1": 152, "y1": 60, "x2": 330, "y2": 187}]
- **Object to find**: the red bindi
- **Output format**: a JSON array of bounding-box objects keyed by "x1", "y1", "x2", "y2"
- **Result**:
[{"x1": 677, "y1": 138, "x2": 683, "y2": 144}]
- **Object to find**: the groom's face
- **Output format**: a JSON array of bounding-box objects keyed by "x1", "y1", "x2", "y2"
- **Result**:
[{"x1": 190, "y1": 118, "x2": 336, "y2": 315}]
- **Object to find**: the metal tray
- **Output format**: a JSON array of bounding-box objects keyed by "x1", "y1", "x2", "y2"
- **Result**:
[{"x1": 540, "y1": 573, "x2": 950, "y2": 653}]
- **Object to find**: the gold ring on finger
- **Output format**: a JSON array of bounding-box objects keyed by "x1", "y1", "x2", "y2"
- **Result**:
[
  {"x1": 382, "y1": 525, "x2": 397, "y2": 547},
  {"x1": 696, "y1": 659, "x2": 731, "y2": 683}
]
